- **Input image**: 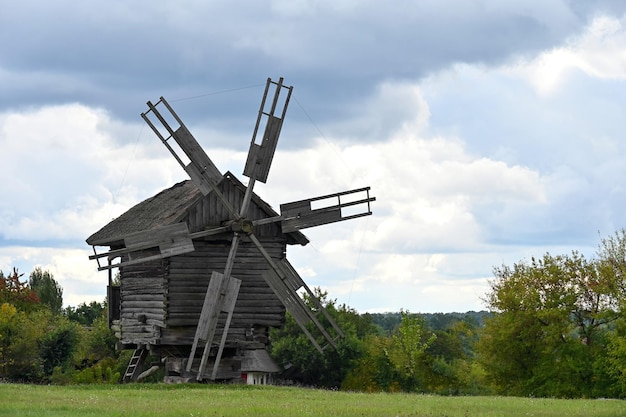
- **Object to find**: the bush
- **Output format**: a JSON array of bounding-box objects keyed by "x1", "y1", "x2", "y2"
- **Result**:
[
  {"x1": 73, "y1": 358, "x2": 121, "y2": 384},
  {"x1": 39, "y1": 321, "x2": 80, "y2": 377}
]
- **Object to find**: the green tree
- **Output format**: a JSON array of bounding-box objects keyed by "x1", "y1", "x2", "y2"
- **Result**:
[
  {"x1": 0, "y1": 308, "x2": 51, "y2": 381},
  {"x1": 598, "y1": 229, "x2": 626, "y2": 397},
  {"x1": 386, "y1": 310, "x2": 436, "y2": 391},
  {"x1": 0, "y1": 303, "x2": 19, "y2": 377},
  {"x1": 341, "y1": 334, "x2": 401, "y2": 392},
  {"x1": 65, "y1": 301, "x2": 105, "y2": 326},
  {"x1": 421, "y1": 318, "x2": 486, "y2": 395},
  {"x1": 29, "y1": 268, "x2": 63, "y2": 315},
  {"x1": 39, "y1": 319, "x2": 80, "y2": 377},
  {"x1": 479, "y1": 247, "x2": 624, "y2": 398},
  {"x1": 82, "y1": 313, "x2": 118, "y2": 362},
  {"x1": 270, "y1": 289, "x2": 367, "y2": 388}
]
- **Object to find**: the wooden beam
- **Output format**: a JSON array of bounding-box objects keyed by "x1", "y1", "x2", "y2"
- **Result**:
[
  {"x1": 243, "y1": 77, "x2": 292, "y2": 183},
  {"x1": 280, "y1": 187, "x2": 376, "y2": 233},
  {"x1": 210, "y1": 276, "x2": 241, "y2": 380}
]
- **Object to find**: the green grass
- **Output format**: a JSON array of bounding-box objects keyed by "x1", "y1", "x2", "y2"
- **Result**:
[{"x1": 0, "y1": 384, "x2": 624, "y2": 417}]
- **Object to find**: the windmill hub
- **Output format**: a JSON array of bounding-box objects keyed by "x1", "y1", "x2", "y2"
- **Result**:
[{"x1": 229, "y1": 218, "x2": 254, "y2": 234}]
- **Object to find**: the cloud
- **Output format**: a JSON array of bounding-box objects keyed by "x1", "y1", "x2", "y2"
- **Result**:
[
  {"x1": 0, "y1": 246, "x2": 105, "y2": 308},
  {"x1": 0, "y1": 0, "x2": 605, "y2": 127},
  {"x1": 516, "y1": 15, "x2": 626, "y2": 95},
  {"x1": 2, "y1": 4, "x2": 626, "y2": 314},
  {"x1": 0, "y1": 104, "x2": 184, "y2": 244}
]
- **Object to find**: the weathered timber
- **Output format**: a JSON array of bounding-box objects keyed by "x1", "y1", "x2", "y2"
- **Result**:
[
  {"x1": 165, "y1": 356, "x2": 242, "y2": 381},
  {"x1": 87, "y1": 163, "x2": 325, "y2": 383}
]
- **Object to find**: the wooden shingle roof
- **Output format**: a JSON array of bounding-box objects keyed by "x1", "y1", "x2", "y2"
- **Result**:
[{"x1": 86, "y1": 172, "x2": 308, "y2": 247}]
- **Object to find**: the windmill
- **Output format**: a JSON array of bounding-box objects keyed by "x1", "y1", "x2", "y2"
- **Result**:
[{"x1": 88, "y1": 77, "x2": 375, "y2": 382}]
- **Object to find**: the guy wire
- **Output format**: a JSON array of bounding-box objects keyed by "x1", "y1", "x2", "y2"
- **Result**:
[{"x1": 293, "y1": 95, "x2": 371, "y2": 307}]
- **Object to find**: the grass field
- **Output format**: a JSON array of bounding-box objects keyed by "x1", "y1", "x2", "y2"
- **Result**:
[{"x1": 0, "y1": 383, "x2": 624, "y2": 417}]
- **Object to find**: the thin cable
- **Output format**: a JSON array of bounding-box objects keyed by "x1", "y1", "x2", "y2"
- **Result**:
[
  {"x1": 106, "y1": 82, "x2": 259, "y2": 219},
  {"x1": 347, "y1": 216, "x2": 370, "y2": 307},
  {"x1": 170, "y1": 83, "x2": 265, "y2": 103},
  {"x1": 108, "y1": 123, "x2": 145, "y2": 221},
  {"x1": 294, "y1": 95, "x2": 373, "y2": 307},
  {"x1": 293, "y1": 97, "x2": 355, "y2": 179}
]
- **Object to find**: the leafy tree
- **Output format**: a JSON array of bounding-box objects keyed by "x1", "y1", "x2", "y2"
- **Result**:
[
  {"x1": 369, "y1": 312, "x2": 402, "y2": 335},
  {"x1": 598, "y1": 229, "x2": 626, "y2": 397},
  {"x1": 65, "y1": 301, "x2": 105, "y2": 326},
  {"x1": 420, "y1": 318, "x2": 486, "y2": 395},
  {"x1": 29, "y1": 267, "x2": 63, "y2": 315},
  {"x1": 0, "y1": 308, "x2": 51, "y2": 381},
  {"x1": 0, "y1": 303, "x2": 19, "y2": 377},
  {"x1": 386, "y1": 310, "x2": 436, "y2": 391},
  {"x1": 82, "y1": 313, "x2": 118, "y2": 362},
  {"x1": 39, "y1": 319, "x2": 80, "y2": 377},
  {"x1": 479, "y1": 245, "x2": 624, "y2": 398},
  {"x1": 270, "y1": 289, "x2": 367, "y2": 388},
  {"x1": 341, "y1": 334, "x2": 401, "y2": 392},
  {"x1": 0, "y1": 268, "x2": 39, "y2": 312}
]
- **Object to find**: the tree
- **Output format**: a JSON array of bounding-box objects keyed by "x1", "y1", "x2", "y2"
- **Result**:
[
  {"x1": 29, "y1": 268, "x2": 63, "y2": 315},
  {"x1": 386, "y1": 310, "x2": 436, "y2": 391},
  {"x1": 342, "y1": 334, "x2": 400, "y2": 392},
  {"x1": 0, "y1": 308, "x2": 51, "y2": 381},
  {"x1": 478, "y1": 247, "x2": 624, "y2": 398},
  {"x1": 597, "y1": 229, "x2": 626, "y2": 397},
  {"x1": 270, "y1": 289, "x2": 368, "y2": 388},
  {"x1": 0, "y1": 303, "x2": 19, "y2": 377},
  {"x1": 65, "y1": 301, "x2": 105, "y2": 326},
  {"x1": 0, "y1": 268, "x2": 39, "y2": 312},
  {"x1": 39, "y1": 319, "x2": 80, "y2": 377}
]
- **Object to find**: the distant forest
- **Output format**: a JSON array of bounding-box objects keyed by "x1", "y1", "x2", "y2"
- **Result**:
[{"x1": 367, "y1": 311, "x2": 491, "y2": 334}]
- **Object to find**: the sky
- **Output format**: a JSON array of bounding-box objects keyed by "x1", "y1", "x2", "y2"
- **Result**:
[{"x1": 2, "y1": 0, "x2": 626, "y2": 313}]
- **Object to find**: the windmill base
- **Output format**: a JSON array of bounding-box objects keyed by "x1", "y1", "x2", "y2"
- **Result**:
[{"x1": 162, "y1": 348, "x2": 281, "y2": 385}]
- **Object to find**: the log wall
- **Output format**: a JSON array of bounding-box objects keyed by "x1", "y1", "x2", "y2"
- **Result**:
[
  {"x1": 119, "y1": 248, "x2": 167, "y2": 345},
  {"x1": 115, "y1": 176, "x2": 291, "y2": 354},
  {"x1": 160, "y1": 237, "x2": 286, "y2": 346}
]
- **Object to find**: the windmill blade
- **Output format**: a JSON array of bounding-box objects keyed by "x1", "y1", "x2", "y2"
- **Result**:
[
  {"x1": 186, "y1": 271, "x2": 241, "y2": 380},
  {"x1": 278, "y1": 258, "x2": 345, "y2": 340},
  {"x1": 280, "y1": 187, "x2": 376, "y2": 233},
  {"x1": 187, "y1": 230, "x2": 242, "y2": 380},
  {"x1": 248, "y1": 233, "x2": 341, "y2": 353},
  {"x1": 89, "y1": 223, "x2": 195, "y2": 271},
  {"x1": 89, "y1": 224, "x2": 234, "y2": 271},
  {"x1": 188, "y1": 79, "x2": 294, "y2": 374},
  {"x1": 142, "y1": 97, "x2": 240, "y2": 220},
  {"x1": 243, "y1": 77, "x2": 293, "y2": 184}
]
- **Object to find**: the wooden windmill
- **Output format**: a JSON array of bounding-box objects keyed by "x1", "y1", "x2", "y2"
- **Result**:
[{"x1": 87, "y1": 77, "x2": 375, "y2": 383}]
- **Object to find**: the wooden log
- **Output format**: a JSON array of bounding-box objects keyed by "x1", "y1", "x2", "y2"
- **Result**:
[
  {"x1": 119, "y1": 311, "x2": 165, "y2": 320},
  {"x1": 121, "y1": 293, "x2": 166, "y2": 301},
  {"x1": 121, "y1": 301, "x2": 167, "y2": 309}
]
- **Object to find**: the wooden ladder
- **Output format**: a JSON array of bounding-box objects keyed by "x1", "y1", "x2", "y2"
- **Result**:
[{"x1": 123, "y1": 348, "x2": 148, "y2": 382}]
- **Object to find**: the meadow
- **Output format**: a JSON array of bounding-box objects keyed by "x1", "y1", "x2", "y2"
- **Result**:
[{"x1": 0, "y1": 384, "x2": 624, "y2": 417}]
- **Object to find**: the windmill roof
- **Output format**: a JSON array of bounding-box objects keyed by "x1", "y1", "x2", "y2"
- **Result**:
[
  {"x1": 86, "y1": 172, "x2": 308, "y2": 247},
  {"x1": 241, "y1": 349, "x2": 282, "y2": 373}
]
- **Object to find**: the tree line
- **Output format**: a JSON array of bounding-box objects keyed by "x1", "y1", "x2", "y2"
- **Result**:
[
  {"x1": 2, "y1": 229, "x2": 626, "y2": 397},
  {"x1": 271, "y1": 229, "x2": 626, "y2": 398},
  {"x1": 0, "y1": 267, "x2": 119, "y2": 383}
]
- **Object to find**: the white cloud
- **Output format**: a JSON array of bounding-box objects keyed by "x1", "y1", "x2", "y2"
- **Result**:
[
  {"x1": 0, "y1": 246, "x2": 106, "y2": 308},
  {"x1": 0, "y1": 104, "x2": 185, "y2": 243},
  {"x1": 515, "y1": 15, "x2": 626, "y2": 94},
  {"x1": 3, "y1": 7, "x2": 626, "y2": 314}
]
